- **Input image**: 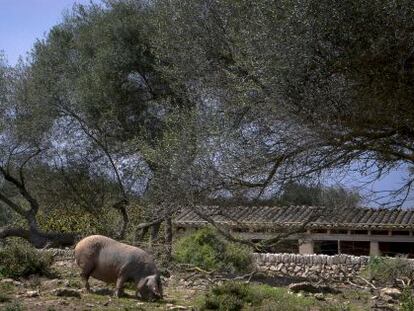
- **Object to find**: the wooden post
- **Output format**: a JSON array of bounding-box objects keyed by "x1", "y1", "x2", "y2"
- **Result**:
[
  {"x1": 299, "y1": 239, "x2": 314, "y2": 254},
  {"x1": 370, "y1": 241, "x2": 381, "y2": 256}
]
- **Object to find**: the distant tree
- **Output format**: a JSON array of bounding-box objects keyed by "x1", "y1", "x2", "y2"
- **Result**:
[{"x1": 278, "y1": 182, "x2": 361, "y2": 209}]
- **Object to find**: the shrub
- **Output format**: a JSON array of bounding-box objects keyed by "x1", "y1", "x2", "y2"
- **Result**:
[
  {"x1": 401, "y1": 288, "x2": 414, "y2": 311},
  {"x1": 38, "y1": 207, "x2": 117, "y2": 237},
  {"x1": 0, "y1": 292, "x2": 11, "y2": 303},
  {"x1": 0, "y1": 242, "x2": 53, "y2": 278},
  {"x1": 197, "y1": 281, "x2": 318, "y2": 311},
  {"x1": 361, "y1": 256, "x2": 414, "y2": 286},
  {"x1": 1, "y1": 301, "x2": 24, "y2": 311},
  {"x1": 173, "y1": 228, "x2": 252, "y2": 273}
]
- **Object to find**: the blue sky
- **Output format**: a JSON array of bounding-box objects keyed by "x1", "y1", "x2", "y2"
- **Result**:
[
  {"x1": 0, "y1": 0, "x2": 93, "y2": 65},
  {"x1": 0, "y1": 0, "x2": 411, "y2": 207}
]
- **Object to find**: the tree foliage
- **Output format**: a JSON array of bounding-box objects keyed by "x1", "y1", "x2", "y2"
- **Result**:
[{"x1": 0, "y1": 0, "x2": 413, "y2": 248}]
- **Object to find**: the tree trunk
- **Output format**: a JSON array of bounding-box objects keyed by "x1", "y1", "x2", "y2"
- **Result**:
[
  {"x1": 113, "y1": 199, "x2": 129, "y2": 240},
  {"x1": 164, "y1": 217, "x2": 173, "y2": 261},
  {"x1": 0, "y1": 226, "x2": 77, "y2": 248},
  {"x1": 150, "y1": 222, "x2": 161, "y2": 245}
]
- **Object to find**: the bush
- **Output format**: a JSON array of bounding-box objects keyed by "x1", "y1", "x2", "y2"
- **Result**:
[
  {"x1": 197, "y1": 281, "x2": 318, "y2": 311},
  {"x1": 1, "y1": 301, "x2": 24, "y2": 311},
  {"x1": 38, "y1": 207, "x2": 117, "y2": 237},
  {"x1": 173, "y1": 228, "x2": 252, "y2": 273},
  {"x1": 361, "y1": 256, "x2": 414, "y2": 286},
  {"x1": 401, "y1": 288, "x2": 414, "y2": 311},
  {"x1": 0, "y1": 292, "x2": 11, "y2": 303},
  {"x1": 0, "y1": 242, "x2": 53, "y2": 278}
]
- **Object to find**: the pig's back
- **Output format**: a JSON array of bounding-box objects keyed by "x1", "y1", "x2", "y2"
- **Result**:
[{"x1": 91, "y1": 243, "x2": 137, "y2": 283}]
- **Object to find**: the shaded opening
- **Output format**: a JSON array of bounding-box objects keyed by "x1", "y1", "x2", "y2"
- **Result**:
[
  {"x1": 379, "y1": 242, "x2": 414, "y2": 258},
  {"x1": 350, "y1": 230, "x2": 368, "y2": 235},
  {"x1": 391, "y1": 231, "x2": 410, "y2": 236},
  {"x1": 314, "y1": 241, "x2": 338, "y2": 255},
  {"x1": 371, "y1": 230, "x2": 389, "y2": 235},
  {"x1": 339, "y1": 241, "x2": 370, "y2": 256},
  {"x1": 265, "y1": 240, "x2": 298, "y2": 254}
]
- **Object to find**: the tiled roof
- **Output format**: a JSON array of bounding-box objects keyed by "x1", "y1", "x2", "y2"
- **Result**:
[{"x1": 174, "y1": 206, "x2": 414, "y2": 230}]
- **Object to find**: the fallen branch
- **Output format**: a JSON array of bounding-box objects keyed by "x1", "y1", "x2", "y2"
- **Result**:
[
  {"x1": 345, "y1": 278, "x2": 369, "y2": 290},
  {"x1": 232, "y1": 270, "x2": 256, "y2": 283},
  {"x1": 356, "y1": 276, "x2": 377, "y2": 289},
  {"x1": 396, "y1": 277, "x2": 412, "y2": 288},
  {"x1": 185, "y1": 266, "x2": 216, "y2": 275}
]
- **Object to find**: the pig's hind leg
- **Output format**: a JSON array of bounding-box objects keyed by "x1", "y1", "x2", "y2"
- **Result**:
[{"x1": 80, "y1": 263, "x2": 95, "y2": 293}]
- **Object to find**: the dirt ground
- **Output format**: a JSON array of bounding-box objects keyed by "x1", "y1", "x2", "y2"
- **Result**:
[{"x1": 0, "y1": 259, "x2": 388, "y2": 310}]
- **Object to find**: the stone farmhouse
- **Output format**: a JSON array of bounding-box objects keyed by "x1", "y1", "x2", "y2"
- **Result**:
[{"x1": 174, "y1": 205, "x2": 414, "y2": 257}]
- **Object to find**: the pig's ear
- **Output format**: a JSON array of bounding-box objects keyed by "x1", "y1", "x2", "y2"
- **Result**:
[{"x1": 138, "y1": 276, "x2": 150, "y2": 292}]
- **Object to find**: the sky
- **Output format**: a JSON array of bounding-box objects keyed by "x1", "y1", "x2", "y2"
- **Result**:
[
  {"x1": 0, "y1": 0, "x2": 411, "y2": 207},
  {"x1": 0, "y1": 0, "x2": 93, "y2": 65}
]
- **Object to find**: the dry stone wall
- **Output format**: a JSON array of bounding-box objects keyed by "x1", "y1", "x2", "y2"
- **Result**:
[{"x1": 252, "y1": 253, "x2": 370, "y2": 281}]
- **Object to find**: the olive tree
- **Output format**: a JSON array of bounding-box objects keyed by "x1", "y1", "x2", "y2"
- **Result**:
[{"x1": 151, "y1": 0, "x2": 414, "y2": 205}]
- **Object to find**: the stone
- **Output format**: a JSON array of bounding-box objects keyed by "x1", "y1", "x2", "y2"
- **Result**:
[
  {"x1": 26, "y1": 290, "x2": 39, "y2": 298},
  {"x1": 167, "y1": 305, "x2": 188, "y2": 310},
  {"x1": 1, "y1": 278, "x2": 22, "y2": 286},
  {"x1": 314, "y1": 293, "x2": 325, "y2": 301},
  {"x1": 380, "y1": 294, "x2": 394, "y2": 304},
  {"x1": 42, "y1": 279, "x2": 64, "y2": 290},
  {"x1": 51, "y1": 287, "x2": 81, "y2": 298},
  {"x1": 379, "y1": 288, "x2": 402, "y2": 300},
  {"x1": 1, "y1": 278, "x2": 14, "y2": 284}
]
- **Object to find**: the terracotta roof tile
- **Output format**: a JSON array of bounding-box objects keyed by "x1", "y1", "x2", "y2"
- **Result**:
[{"x1": 174, "y1": 206, "x2": 414, "y2": 230}]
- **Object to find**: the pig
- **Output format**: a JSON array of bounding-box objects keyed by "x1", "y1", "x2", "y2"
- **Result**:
[{"x1": 74, "y1": 235, "x2": 162, "y2": 300}]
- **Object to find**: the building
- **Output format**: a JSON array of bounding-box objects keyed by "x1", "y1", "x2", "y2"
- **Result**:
[{"x1": 174, "y1": 205, "x2": 414, "y2": 257}]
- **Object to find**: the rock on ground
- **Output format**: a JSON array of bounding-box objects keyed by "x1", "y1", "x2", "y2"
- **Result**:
[
  {"x1": 50, "y1": 287, "x2": 81, "y2": 298},
  {"x1": 379, "y1": 288, "x2": 402, "y2": 300}
]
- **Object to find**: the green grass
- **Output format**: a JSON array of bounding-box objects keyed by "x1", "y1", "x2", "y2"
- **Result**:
[
  {"x1": 196, "y1": 281, "x2": 367, "y2": 311},
  {"x1": 1, "y1": 301, "x2": 24, "y2": 311},
  {"x1": 401, "y1": 288, "x2": 414, "y2": 311},
  {"x1": 0, "y1": 293, "x2": 11, "y2": 304},
  {"x1": 0, "y1": 283, "x2": 16, "y2": 307},
  {"x1": 197, "y1": 281, "x2": 315, "y2": 311}
]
